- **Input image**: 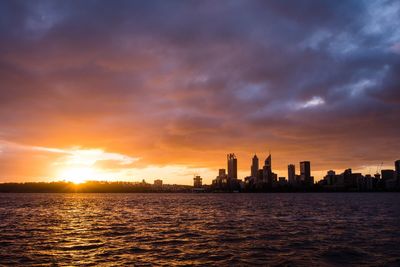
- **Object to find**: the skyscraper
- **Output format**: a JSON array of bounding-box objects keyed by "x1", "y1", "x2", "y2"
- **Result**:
[
  {"x1": 264, "y1": 154, "x2": 272, "y2": 172},
  {"x1": 263, "y1": 153, "x2": 276, "y2": 185},
  {"x1": 300, "y1": 161, "x2": 311, "y2": 186},
  {"x1": 300, "y1": 161, "x2": 310, "y2": 177},
  {"x1": 288, "y1": 164, "x2": 296, "y2": 185},
  {"x1": 251, "y1": 154, "x2": 259, "y2": 178},
  {"x1": 227, "y1": 153, "x2": 237, "y2": 179}
]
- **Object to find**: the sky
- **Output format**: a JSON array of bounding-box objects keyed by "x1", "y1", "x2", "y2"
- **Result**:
[{"x1": 0, "y1": 0, "x2": 399, "y2": 184}]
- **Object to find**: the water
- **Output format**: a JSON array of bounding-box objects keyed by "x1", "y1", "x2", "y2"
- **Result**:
[{"x1": 0, "y1": 193, "x2": 399, "y2": 266}]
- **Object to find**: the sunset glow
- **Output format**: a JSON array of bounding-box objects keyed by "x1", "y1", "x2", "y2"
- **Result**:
[{"x1": 57, "y1": 167, "x2": 95, "y2": 184}]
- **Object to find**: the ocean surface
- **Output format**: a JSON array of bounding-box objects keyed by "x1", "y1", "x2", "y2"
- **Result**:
[{"x1": 0, "y1": 193, "x2": 400, "y2": 266}]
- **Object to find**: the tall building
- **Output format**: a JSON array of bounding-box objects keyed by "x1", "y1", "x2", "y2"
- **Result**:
[
  {"x1": 262, "y1": 154, "x2": 276, "y2": 185},
  {"x1": 300, "y1": 161, "x2": 310, "y2": 178},
  {"x1": 227, "y1": 153, "x2": 238, "y2": 179},
  {"x1": 300, "y1": 161, "x2": 312, "y2": 186},
  {"x1": 251, "y1": 154, "x2": 259, "y2": 178},
  {"x1": 288, "y1": 164, "x2": 296, "y2": 185},
  {"x1": 264, "y1": 154, "x2": 272, "y2": 172}
]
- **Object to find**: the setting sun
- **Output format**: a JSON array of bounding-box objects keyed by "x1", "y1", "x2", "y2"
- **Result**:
[{"x1": 57, "y1": 167, "x2": 95, "y2": 184}]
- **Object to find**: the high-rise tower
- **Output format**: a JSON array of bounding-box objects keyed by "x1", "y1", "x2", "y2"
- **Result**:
[
  {"x1": 288, "y1": 164, "x2": 296, "y2": 185},
  {"x1": 227, "y1": 153, "x2": 238, "y2": 179},
  {"x1": 300, "y1": 161, "x2": 312, "y2": 186},
  {"x1": 264, "y1": 154, "x2": 272, "y2": 172},
  {"x1": 263, "y1": 153, "x2": 274, "y2": 185},
  {"x1": 251, "y1": 154, "x2": 259, "y2": 178}
]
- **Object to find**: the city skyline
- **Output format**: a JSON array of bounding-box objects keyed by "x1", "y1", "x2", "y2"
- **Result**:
[
  {"x1": 1, "y1": 149, "x2": 398, "y2": 188},
  {"x1": 0, "y1": 139, "x2": 399, "y2": 185},
  {"x1": 1, "y1": 1, "x2": 400, "y2": 185},
  {"x1": 2, "y1": 152, "x2": 398, "y2": 192},
  {"x1": 210, "y1": 152, "x2": 399, "y2": 191}
]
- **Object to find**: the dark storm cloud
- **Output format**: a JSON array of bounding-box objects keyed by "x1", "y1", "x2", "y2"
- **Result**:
[{"x1": 0, "y1": 0, "x2": 399, "y2": 179}]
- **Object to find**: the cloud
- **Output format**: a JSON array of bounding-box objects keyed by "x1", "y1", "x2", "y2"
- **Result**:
[
  {"x1": 390, "y1": 43, "x2": 400, "y2": 54},
  {"x1": 45, "y1": 147, "x2": 138, "y2": 166},
  {"x1": 295, "y1": 96, "x2": 325, "y2": 109}
]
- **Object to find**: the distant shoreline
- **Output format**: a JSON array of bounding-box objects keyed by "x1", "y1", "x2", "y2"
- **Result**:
[
  {"x1": 1, "y1": 192, "x2": 399, "y2": 194},
  {"x1": 0, "y1": 181, "x2": 399, "y2": 193}
]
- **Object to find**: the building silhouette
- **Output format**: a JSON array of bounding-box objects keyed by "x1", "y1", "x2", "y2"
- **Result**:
[
  {"x1": 245, "y1": 153, "x2": 278, "y2": 190},
  {"x1": 264, "y1": 154, "x2": 272, "y2": 173},
  {"x1": 212, "y1": 169, "x2": 227, "y2": 189},
  {"x1": 395, "y1": 160, "x2": 400, "y2": 187},
  {"x1": 262, "y1": 154, "x2": 277, "y2": 186},
  {"x1": 212, "y1": 155, "x2": 241, "y2": 191},
  {"x1": 193, "y1": 175, "x2": 203, "y2": 188},
  {"x1": 300, "y1": 161, "x2": 313, "y2": 186},
  {"x1": 381, "y1": 169, "x2": 395, "y2": 182},
  {"x1": 320, "y1": 168, "x2": 374, "y2": 191},
  {"x1": 251, "y1": 154, "x2": 259, "y2": 178},
  {"x1": 396, "y1": 160, "x2": 400, "y2": 176},
  {"x1": 212, "y1": 152, "x2": 399, "y2": 192},
  {"x1": 227, "y1": 153, "x2": 238, "y2": 179},
  {"x1": 359, "y1": 174, "x2": 374, "y2": 191},
  {"x1": 288, "y1": 164, "x2": 296, "y2": 185},
  {"x1": 323, "y1": 170, "x2": 337, "y2": 186},
  {"x1": 381, "y1": 169, "x2": 396, "y2": 190},
  {"x1": 278, "y1": 177, "x2": 287, "y2": 186},
  {"x1": 154, "y1": 179, "x2": 163, "y2": 187}
]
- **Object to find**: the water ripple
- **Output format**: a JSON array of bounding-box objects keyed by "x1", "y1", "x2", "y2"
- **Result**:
[{"x1": 0, "y1": 193, "x2": 400, "y2": 266}]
